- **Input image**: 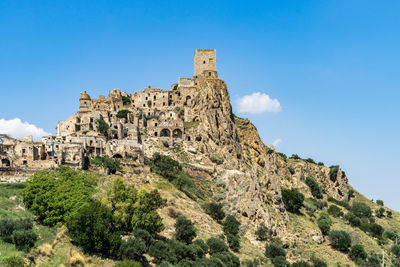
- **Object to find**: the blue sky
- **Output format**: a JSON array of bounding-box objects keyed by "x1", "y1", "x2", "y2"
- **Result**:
[{"x1": 1, "y1": 1, "x2": 399, "y2": 210}]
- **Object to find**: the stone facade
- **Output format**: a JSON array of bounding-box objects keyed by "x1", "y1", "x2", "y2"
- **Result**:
[{"x1": 0, "y1": 49, "x2": 221, "y2": 171}]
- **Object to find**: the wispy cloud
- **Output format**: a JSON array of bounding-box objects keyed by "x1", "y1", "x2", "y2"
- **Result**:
[
  {"x1": 236, "y1": 92, "x2": 281, "y2": 114},
  {"x1": 0, "y1": 118, "x2": 50, "y2": 141},
  {"x1": 272, "y1": 138, "x2": 282, "y2": 147}
]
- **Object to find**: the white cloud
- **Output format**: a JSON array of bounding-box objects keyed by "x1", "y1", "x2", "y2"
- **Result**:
[
  {"x1": 272, "y1": 138, "x2": 282, "y2": 147},
  {"x1": 0, "y1": 118, "x2": 50, "y2": 141},
  {"x1": 236, "y1": 92, "x2": 281, "y2": 114}
]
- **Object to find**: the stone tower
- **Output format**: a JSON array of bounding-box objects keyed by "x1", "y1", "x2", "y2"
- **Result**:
[{"x1": 194, "y1": 49, "x2": 217, "y2": 77}]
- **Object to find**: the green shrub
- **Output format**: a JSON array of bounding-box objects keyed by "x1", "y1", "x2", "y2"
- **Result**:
[
  {"x1": 117, "y1": 109, "x2": 131, "y2": 119},
  {"x1": 207, "y1": 237, "x2": 228, "y2": 255},
  {"x1": 92, "y1": 155, "x2": 121, "y2": 174},
  {"x1": 368, "y1": 223, "x2": 384, "y2": 238},
  {"x1": 351, "y1": 202, "x2": 372, "y2": 218},
  {"x1": 0, "y1": 218, "x2": 33, "y2": 243},
  {"x1": 193, "y1": 239, "x2": 209, "y2": 256},
  {"x1": 150, "y1": 153, "x2": 182, "y2": 181},
  {"x1": 305, "y1": 176, "x2": 323, "y2": 199},
  {"x1": 121, "y1": 96, "x2": 131, "y2": 106},
  {"x1": 281, "y1": 188, "x2": 304, "y2": 213},
  {"x1": 66, "y1": 200, "x2": 121, "y2": 255},
  {"x1": 22, "y1": 166, "x2": 95, "y2": 226},
  {"x1": 328, "y1": 205, "x2": 344, "y2": 217},
  {"x1": 288, "y1": 166, "x2": 295, "y2": 175},
  {"x1": 204, "y1": 202, "x2": 225, "y2": 222},
  {"x1": 375, "y1": 207, "x2": 385, "y2": 218},
  {"x1": 12, "y1": 229, "x2": 37, "y2": 252},
  {"x1": 329, "y1": 230, "x2": 351, "y2": 252},
  {"x1": 305, "y1": 158, "x2": 316, "y2": 164},
  {"x1": 133, "y1": 228, "x2": 154, "y2": 249},
  {"x1": 210, "y1": 155, "x2": 224, "y2": 165},
  {"x1": 376, "y1": 200, "x2": 384, "y2": 206},
  {"x1": 329, "y1": 165, "x2": 340, "y2": 182},
  {"x1": 310, "y1": 255, "x2": 327, "y2": 267},
  {"x1": 265, "y1": 242, "x2": 286, "y2": 259},
  {"x1": 118, "y1": 238, "x2": 146, "y2": 262},
  {"x1": 114, "y1": 260, "x2": 141, "y2": 267},
  {"x1": 213, "y1": 251, "x2": 240, "y2": 266},
  {"x1": 292, "y1": 261, "x2": 311, "y2": 267},
  {"x1": 388, "y1": 211, "x2": 393, "y2": 218},
  {"x1": 290, "y1": 154, "x2": 301, "y2": 160},
  {"x1": 367, "y1": 252, "x2": 381, "y2": 266},
  {"x1": 255, "y1": 224, "x2": 269, "y2": 241},
  {"x1": 349, "y1": 244, "x2": 367, "y2": 261},
  {"x1": 273, "y1": 256, "x2": 289, "y2": 267},
  {"x1": 174, "y1": 216, "x2": 197, "y2": 244},
  {"x1": 391, "y1": 244, "x2": 400, "y2": 258},
  {"x1": 96, "y1": 118, "x2": 109, "y2": 137},
  {"x1": 222, "y1": 215, "x2": 240, "y2": 236},
  {"x1": 344, "y1": 213, "x2": 361, "y2": 227},
  {"x1": 227, "y1": 234, "x2": 240, "y2": 252},
  {"x1": 384, "y1": 230, "x2": 399, "y2": 242},
  {"x1": 327, "y1": 197, "x2": 351, "y2": 210},
  {"x1": 317, "y1": 217, "x2": 331, "y2": 235},
  {"x1": 4, "y1": 256, "x2": 25, "y2": 267},
  {"x1": 277, "y1": 152, "x2": 287, "y2": 161}
]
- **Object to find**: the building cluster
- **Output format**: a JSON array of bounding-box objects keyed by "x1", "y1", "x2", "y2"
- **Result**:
[{"x1": 0, "y1": 49, "x2": 218, "y2": 170}]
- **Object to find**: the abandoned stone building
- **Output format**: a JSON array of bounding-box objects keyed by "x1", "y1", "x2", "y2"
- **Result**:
[{"x1": 0, "y1": 49, "x2": 219, "y2": 170}]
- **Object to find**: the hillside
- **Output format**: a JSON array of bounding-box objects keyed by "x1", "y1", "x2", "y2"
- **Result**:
[{"x1": 1, "y1": 51, "x2": 399, "y2": 267}]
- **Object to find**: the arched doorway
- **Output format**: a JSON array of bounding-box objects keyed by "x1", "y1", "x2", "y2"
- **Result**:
[
  {"x1": 160, "y1": 129, "x2": 170, "y2": 137},
  {"x1": 1, "y1": 158, "x2": 10, "y2": 167},
  {"x1": 113, "y1": 154, "x2": 123, "y2": 158},
  {"x1": 173, "y1": 129, "x2": 183, "y2": 139}
]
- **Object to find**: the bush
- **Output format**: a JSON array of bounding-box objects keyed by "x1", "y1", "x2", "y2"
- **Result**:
[
  {"x1": 12, "y1": 229, "x2": 37, "y2": 252},
  {"x1": 207, "y1": 237, "x2": 228, "y2": 255},
  {"x1": 204, "y1": 202, "x2": 225, "y2": 222},
  {"x1": 329, "y1": 230, "x2": 351, "y2": 252},
  {"x1": 288, "y1": 166, "x2": 295, "y2": 175},
  {"x1": 118, "y1": 238, "x2": 146, "y2": 262},
  {"x1": 92, "y1": 155, "x2": 121, "y2": 174},
  {"x1": 281, "y1": 188, "x2": 304, "y2": 213},
  {"x1": 376, "y1": 200, "x2": 384, "y2": 206},
  {"x1": 344, "y1": 213, "x2": 361, "y2": 227},
  {"x1": 174, "y1": 216, "x2": 197, "y2": 244},
  {"x1": 255, "y1": 224, "x2": 269, "y2": 241},
  {"x1": 292, "y1": 261, "x2": 311, "y2": 267},
  {"x1": 115, "y1": 260, "x2": 141, "y2": 267},
  {"x1": 265, "y1": 242, "x2": 286, "y2": 259},
  {"x1": 213, "y1": 251, "x2": 240, "y2": 266},
  {"x1": 368, "y1": 223, "x2": 384, "y2": 238},
  {"x1": 96, "y1": 119, "x2": 109, "y2": 137},
  {"x1": 351, "y1": 202, "x2": 372, "y2": 218},
  {"x1": 305, "y1": 158, "x2": 316, "y2": 164},
  {"x1": 210, "y1": 155, "x2": 224, "y2": 165},
  {"x1": 392, "y1": 244, "x2": 400, "y2": 258},
  {"x1": 117, "y1": 109, "x2": 131, "y2": 119},
  {"x1": 375, "y1": 207, "x2": 385, "y2": 218},
  {"x1": 222, "y1": 215, "x2": 240, "y2": 236},
  {"x1": 349, "y1": 244, "x2": 367, "y2": 261},
  {"x1": 150, "y1": 153, "x2": 182, "y2": 181},
  {"x1": 0, "y1": 218, "x2": 33, "y2": 243},
  {"x1": 66, "y1": 200, "x2": 121, "y2": 255},
  {"x1": 290, "y1": 154, "x2": 301, "y2": 160},
  {"x1": 327, "y1": 197, "x2": 351, "y2": 210},
  {"x1": 328, "y1": 205, "x2": 344, "y2": 217},
  {"x1": 273, "y1": 256, "x2": 290, "y2": 267},
  {"x1": 367, "y1": 252, "x2": 381, "y2": 266},
  {"x1": 133, "y1": 228, "x2": 154, "y2": 249},
  {"x1": 121, "y1": 96, "x2": 131, "y2": 106},
  {"x1": 310, "y1": 255, "x2": 327, "y2": 267},
  {"x1": 305, "y1": 176, "x2": 323, "y2": 199},
  {"x1": 227, "y1": 234, "x2": 240, "y2": 252},
  {"x1": 317, "y1": 217, "x2": 331, "y2": 235},
  {"x1": 193, "y1": 239, "x2": 209, "y2": 255},
  {"x1": 384, "y1": 230, "x2": 399, "y2": 242},
  {"x1": 22, "y1": 166, "x2": 95, "y2": 226},
  {"x1": 329, "y1": 165, "x2": 339, "y2": 182},
  {"x1": 4, "y1": 256, "x2": 25, "y2": 267}
]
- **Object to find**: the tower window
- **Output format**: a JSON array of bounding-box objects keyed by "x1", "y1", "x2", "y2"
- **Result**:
[
  {"x1": 203, "y1": 60, "x2": 206, "y2": 64},
  {"x1": 209, "y1": 58, "x2": 213, "y2": 62},
  {"x1": 209, "y1": 72, "x2": 211, "y2": 76}
]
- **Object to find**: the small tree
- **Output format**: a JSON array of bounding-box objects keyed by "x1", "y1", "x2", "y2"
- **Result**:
[
  {"x1": 117, "y1": 110, "x2": 131, "y2": 119},
  {"x1": 375, "y1": 207, "x2": 385, "y2": 218},
  {"x1": 349, "y1": 244, "x2": 367, "y2": 261},
  {"x1": 310, "y1": 255, "x2": 327, "y2": 267},
  {"x1": 344, "y1": 212, "x2": 361, "y2": 227},
  {"x1": 328, "y1": 205, "x2": 344, "y2": 217},
  {"x1": 118, "y1": 238, "x2": 146, "y2": 262},
  {"x1": 376, "y1": 200, "x2": 384, "y2": 206},
  {"x1": 318, "y1": 217, "x2": 331, "y2": 235},
  {"x1": 255, "y1": 224, "x2": 269, "y2": 241},
  {"x1": 207, "y1": 237, "x2": 228, "y2": 255},
  {"x1": 329, "y1": 230, "x2": 351, "y2": 252},
  {"x1": 265, "y1": 242, "x2": 286, "y2": 259},
  {"x1": 273, "y1": 256, "x2": 289, "y2": 267},
  {"x1": 281, "y1": 188, "x2": 304, "y2": 213},
  {"x1": 227, "y1": 234, "x2": 240, "y2": 252},
  {"x1": 305, "y1": 176, "x2": 323, "y2": 199},
  {"x1": 351, "y1": 202, "x2": 372, "y2": 218},
  {"x1": 204, "y1": 202, "x2": 226, "y2": 222},
  {"x1": 174, "y1": 216, "x2": 197, "y2": 244},
  {"x1": 12, "y1": 229, "x2": 37, "y2": 252},
  {"x1": 96, "y1": 119, "x2": 109, "y2": 137},
  {"x1": 222, "y1": 215, "x2": 240, "y2": 236},
  {"x1": 329, "y1": 165, "x2": 340, "y2": 182},
  {"x1": 392, "y1": 244, "x2": 400, "y2": 258},
  {"x1": 121, "y1": 96, "x2": 131, "y2": 106}
]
